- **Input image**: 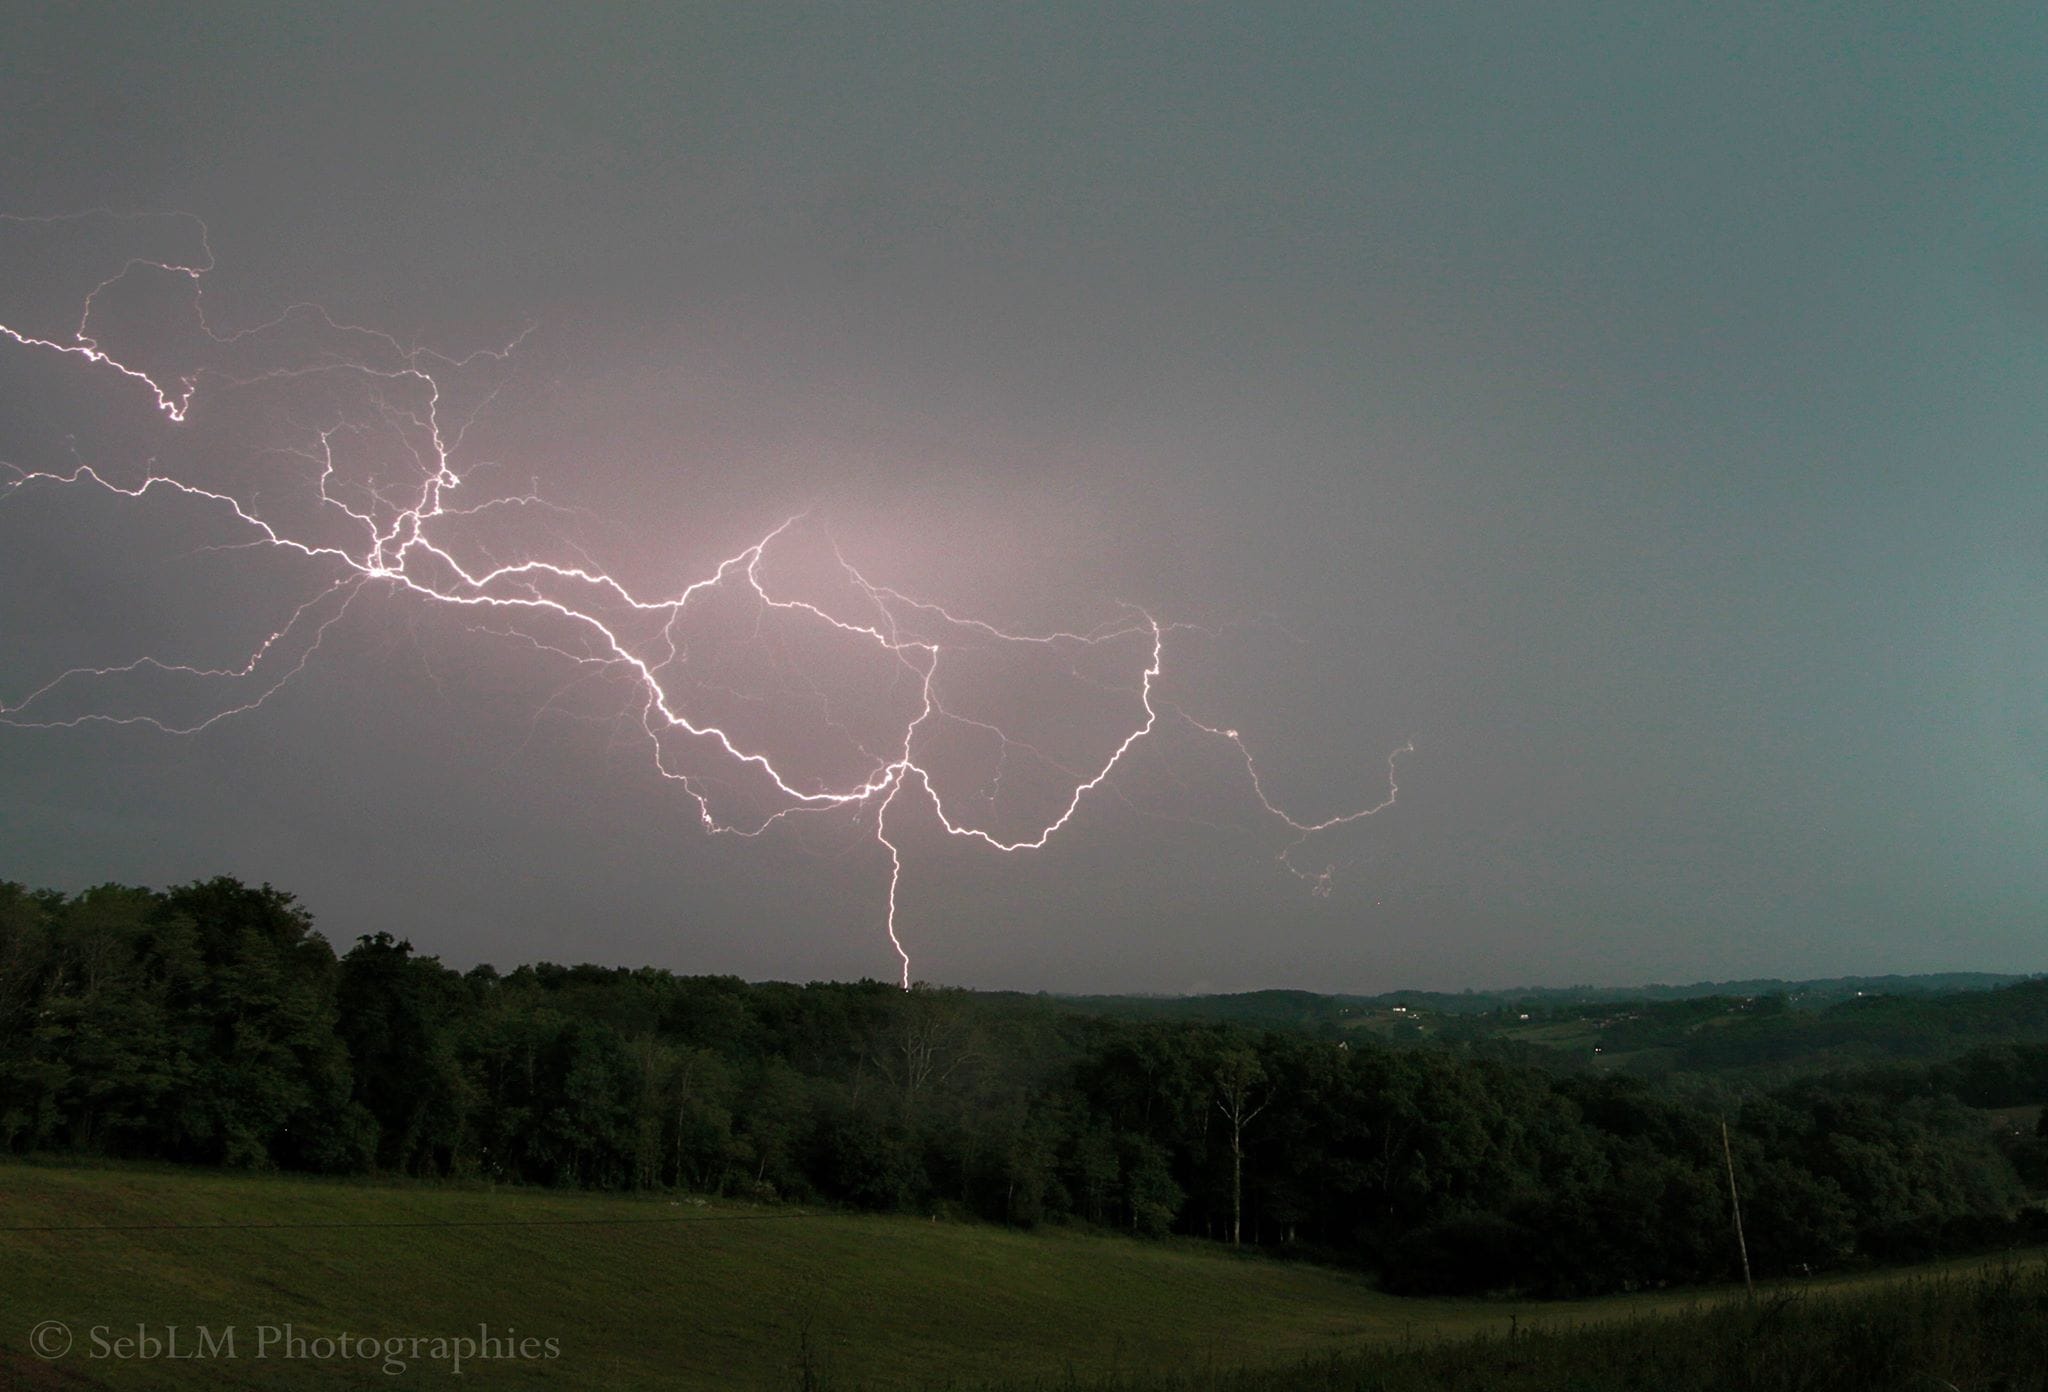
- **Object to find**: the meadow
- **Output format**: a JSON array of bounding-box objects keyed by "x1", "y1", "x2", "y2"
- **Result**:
[{"x1": 2, "y1": 1162, "x2": 2043, "y2": 1391}]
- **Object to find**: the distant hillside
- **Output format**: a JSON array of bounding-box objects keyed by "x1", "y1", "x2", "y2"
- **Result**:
[
  {"x1": 1650, "y1": 977, "x2": 2048, "y2": 1074},
  {"x1": 1385, "y1": 972, "x2": 2035, "y2": 1012},
  {"x1": 1054, "y1": 972, "x2": 2036, "y2": 1030},
  {"x1": 1052, "y1": 972, "x2": 2048, "y2": 1077},
  {"x1": 1048, "y1": 987, "x2": 1362, "y2": 1031}
]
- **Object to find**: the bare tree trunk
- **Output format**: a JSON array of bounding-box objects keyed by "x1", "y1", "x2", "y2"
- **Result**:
[
  {"x1": 1213, "y1": 1049, "x2": 1267, "y2": 1248},
  {"x1": 1231, "y1": 1133, "x2": 1244, "y2": 1246}
]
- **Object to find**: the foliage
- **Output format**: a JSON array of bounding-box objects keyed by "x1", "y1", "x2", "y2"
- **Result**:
[{"x1": 1, "y1": 876, "x2": 2042, "y2": 1298}]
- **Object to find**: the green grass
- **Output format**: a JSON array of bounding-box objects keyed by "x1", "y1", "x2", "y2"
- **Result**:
[
  {"x1": 0, "y1": 1161, "x2": 2041, "y2": 1390},
  {"x1": 1497, "y1": 1020, "x2": 1600, "y2": 1049},
  {"x1": 975, "y1": 1265, "x2": 2048, "y2": 1391}
]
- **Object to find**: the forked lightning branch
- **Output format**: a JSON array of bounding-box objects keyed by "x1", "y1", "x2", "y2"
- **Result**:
[{"x1": 0, "y1": 211, "x2": 1408, "y2": 985}]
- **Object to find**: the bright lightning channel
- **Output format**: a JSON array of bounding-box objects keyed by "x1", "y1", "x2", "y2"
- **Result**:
[{"x1": 0, "y1": 211, "x2": 1410, "y2": 987}]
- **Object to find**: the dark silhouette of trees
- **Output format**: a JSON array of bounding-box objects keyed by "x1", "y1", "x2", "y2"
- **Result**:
[{"x1": 1, "y1": 874, "x2": 2041, "y2": 1296}]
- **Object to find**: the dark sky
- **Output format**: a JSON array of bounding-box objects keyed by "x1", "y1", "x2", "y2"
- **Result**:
[{"x1": 3, "y1": 5, "x2": 2044, "y2": 992}]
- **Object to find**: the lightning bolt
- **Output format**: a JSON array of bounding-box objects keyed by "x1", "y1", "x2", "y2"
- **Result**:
[{"x1": 0, "y1": 211, "x2": 1409, "y2": 987}]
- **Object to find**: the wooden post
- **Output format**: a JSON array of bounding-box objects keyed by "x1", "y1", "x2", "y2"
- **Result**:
[{"x1": 1721, "y1": 1118, "x2": 1755, "y2": 1300}]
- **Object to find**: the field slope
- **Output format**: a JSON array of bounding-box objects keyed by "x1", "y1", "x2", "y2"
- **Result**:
[{"x1": 0, "y1": 1163, "x2": 2037, "y2": 1390}]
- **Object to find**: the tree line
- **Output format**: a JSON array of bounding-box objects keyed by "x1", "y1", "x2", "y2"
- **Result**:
[{"x1": 3, "y1": 877, "x2": 2042, "y2": 1295}]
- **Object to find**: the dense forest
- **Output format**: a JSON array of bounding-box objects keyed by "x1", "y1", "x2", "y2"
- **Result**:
[{"x1": 4, "y1": 877, "x2": 2045, "y2": 1296}]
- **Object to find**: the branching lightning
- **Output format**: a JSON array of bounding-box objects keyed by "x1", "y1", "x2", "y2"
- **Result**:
[{"x1": 0, "y1": 212, "x2": 1410, "y2": 986}]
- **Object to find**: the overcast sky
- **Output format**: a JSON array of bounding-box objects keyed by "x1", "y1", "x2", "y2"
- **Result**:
[{"x1": 3, "y1": 5, "x2": 2044, "y2": 992}]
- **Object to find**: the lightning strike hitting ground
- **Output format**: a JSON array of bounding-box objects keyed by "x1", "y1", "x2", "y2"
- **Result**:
[{"x1": 0, "y1": 212, "x2": 1409, "y2": 986}]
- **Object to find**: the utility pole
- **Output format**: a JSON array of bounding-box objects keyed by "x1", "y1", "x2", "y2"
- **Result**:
[{"x1": 1721, "y1": 1117, "x2": 1755, "y2": 1301}]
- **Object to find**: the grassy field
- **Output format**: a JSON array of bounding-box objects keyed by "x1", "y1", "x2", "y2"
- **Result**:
[
  {"x1": 980, "y1": 1264, "x2": 2048, "y2": 1392},
  {"x1": 0, "y1": 1161, "x2": 2040, "y2": 1390}
]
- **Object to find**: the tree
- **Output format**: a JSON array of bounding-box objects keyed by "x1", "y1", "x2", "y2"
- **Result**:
[
  {"x1": 336, "y1": 932, "x2": 472, "y2": 1173},
  {"x1": 733, "y1": 1058, "x2": 815, "y2": 1197},
  {"x1": 1119, "y1": 1133, "x2": 1183, "y2": 1236},
  {"x1": 0, "y1": 884, "x2": 61, "y2": 1152},
  {"x1": 156, "y1": 878, "x2": 364, "y2": 1171},
  {"x1": 1212, "y1": 1045, "x2": 1268, "y2": 1246},
  {"x1": 873, "y1": 984, "x2": 981, "y2": 1113}
]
